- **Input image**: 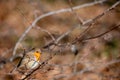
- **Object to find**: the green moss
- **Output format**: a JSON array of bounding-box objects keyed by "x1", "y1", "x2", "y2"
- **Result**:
[{"x1": 104, "y1": 39, "x2": 119, "y2": 59}]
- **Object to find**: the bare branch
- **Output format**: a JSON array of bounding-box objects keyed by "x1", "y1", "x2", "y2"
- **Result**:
[
  {"x1": 72, "y1": 23, "x2": 95, "y2": 44},
  {"x1": 72, "y1": 1, "x2": 120, "y2": 44},
  {"x1": 35, "y1": 26, "x2": 55, "y2": 41},
  {"x1": 82, "y1": 0, "x2": 120, "y2": 25},
  {"x1": 44, "y1": 0, "x2": 120, "y2": 48},
  {"x1": 21, "y1": 54, "x2": 54, "y2": 80},
  {"x1": 84, "y1": 24, "x2": 120, "y2": 41},
  {"x1": 68, "y1": 0, "x2": 84, "y2": 25},
  {"x1": 13, "y1": 0, "x2": 107, "y2": 55}
]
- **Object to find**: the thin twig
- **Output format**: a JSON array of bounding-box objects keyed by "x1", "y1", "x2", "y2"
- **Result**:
[
  {"x1": 21, "y1": 44, "x2": 58, "y2": 80},
  {"x1": 72, "y1": 23, "x2": 95, "y2": 44},
  {"x1": 13, "y1": 0, "x2": 107, "y2": 55},
  {"x1": 44, "y1": 0, "x2": 120, "y2": 48},
  {"x1": 72, "y1": 1, "x2": 120, "y2": 44},
  {"x1": 21, "y1": 54, "x2": 56, "y2": 80},
  {"x1": 82, "y1": 0, "x2": 120, "y2": 25},
  {"x1": 10, "y1": 49, "x2": 26, "y2": 73},
  {"x1": 69, "y1": 0, "x2": 84, "y2": 25},
  {"x1": 84, "y1": 24, "x2": 120, "y2": 41},
  {"x1": 35, "y1": 26, "x2": 55, "y2": 41}
]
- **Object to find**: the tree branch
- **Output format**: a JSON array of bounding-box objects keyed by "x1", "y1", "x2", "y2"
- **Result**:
[{"x1": 13, "y1": 0, "x2": 107, "y2": 55}]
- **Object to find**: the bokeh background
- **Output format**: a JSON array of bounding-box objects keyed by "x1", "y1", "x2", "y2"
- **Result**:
[{"x1": 0, "y1": 0, "x2": 120, "y2": 80}]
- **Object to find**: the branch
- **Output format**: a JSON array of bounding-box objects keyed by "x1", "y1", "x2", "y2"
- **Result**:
[
  {"x1": 84, "y1": 24, "x2": 120, "y2": 41},
  {"x1": 72, "y1": 1, "x2": 120, "y2": 44},
  {"x1": 21, "y1": 54, "x2": 54, "y2": 80},
  {"x1": 68, "y1": 0, "x2": 84, "y2": 25},
  {"x1": 82, "y1": 0, "x2": 120, "y2": 25},
  {"x1": 43, "y1": 0, "x2": 107, "y2": 48},
  {"x1": 35, "y1": 26, "x2": 55, "y2": 41},
  {"x1": 13, "y1": 0, "x2": 107, "y2": 55}
]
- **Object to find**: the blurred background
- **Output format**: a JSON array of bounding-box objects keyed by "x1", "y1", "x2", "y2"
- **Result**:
[{"x1": 0, "y1": 0, "x2": 120, "y2": 80}]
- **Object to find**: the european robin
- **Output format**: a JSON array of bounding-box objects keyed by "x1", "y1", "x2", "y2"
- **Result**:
[{"x1": 19, "y1": 48, "x2": 41, "y2": 70}]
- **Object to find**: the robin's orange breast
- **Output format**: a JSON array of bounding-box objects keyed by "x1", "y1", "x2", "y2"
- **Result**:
[{"x1": 34, "y1": 51, "x2": 41, "y2": 61}]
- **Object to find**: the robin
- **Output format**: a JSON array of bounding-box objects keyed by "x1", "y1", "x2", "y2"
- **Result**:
[{"x1": 19, "y1": 48, "x2": 41, "y2": 70}]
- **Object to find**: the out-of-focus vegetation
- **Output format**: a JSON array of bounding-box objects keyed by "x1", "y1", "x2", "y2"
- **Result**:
[{"x1": 0, "y1": 0, "x2": 120, "y2": 80}]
